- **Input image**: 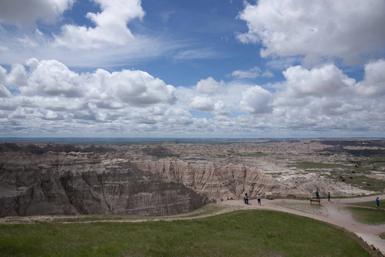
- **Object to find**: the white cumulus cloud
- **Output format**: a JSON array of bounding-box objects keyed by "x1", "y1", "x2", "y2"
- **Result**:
[
  {"x1": 55, "y1": 0, "x2": 145, "y2": 49},
  {"x1": 241, "y1": 86, "x2": 272, "y2": 114},
  {"x1": 190, "y1": 96, "x2": 215, "y2": 111},
  {"x1": 281, "y1": 64, "x2": 355, "y2": 98},
  {"x1": 196, "y1": 77, "x2": 222, "y2": 95},
  {"x1": 357, "y1": 59, "x2": 385, "y2": 97},
  {"x1": 238, "y1": 0, "x2": 385, "y2": 63}
]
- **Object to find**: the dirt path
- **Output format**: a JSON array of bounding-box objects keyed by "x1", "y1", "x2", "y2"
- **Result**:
[
  {"x1": 0, "y1": 205, "x2": 238, "y2": 224},
  {"x1": 221, "y1": 194, "x2": 385, "y2": 255}
]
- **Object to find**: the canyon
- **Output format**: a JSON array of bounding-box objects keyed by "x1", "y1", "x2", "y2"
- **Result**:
[{"x1": 0, "y1": 139, "x2": 384, "y2": 217}]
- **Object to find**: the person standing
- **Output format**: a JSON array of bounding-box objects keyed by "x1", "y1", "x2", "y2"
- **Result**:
[
  {"x1": 327, "y1": 192, "x2": 331, "y2": 202},
  {"x1": 315, "y1": 190, "x2": 320, "y2": 200},
  {"x1": 244, "y1": 193, "x2": 249, "y2": 205},
  {"x1": 257, "y1": 195, "x2": 261, "y2": 206},
  {"x1": 376, "y1": 197, "x2": 380, "y2": 208}
]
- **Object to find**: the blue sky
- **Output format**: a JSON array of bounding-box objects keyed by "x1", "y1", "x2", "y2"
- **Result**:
[
  {"x1": 65, "y1": 0, "x2": 272, "y2": 86},
  {"x1": 2, "y1": 0, "x2": 283, "y2": 85},
  {"x1": 0, "y1": 0, "x2": 385, "y2": 137}
]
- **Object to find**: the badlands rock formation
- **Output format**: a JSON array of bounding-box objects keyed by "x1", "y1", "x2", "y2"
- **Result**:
[
  {"x1": 0, "y1": 145, "x2": 206, "y2": 217},
  {"x1": 135, "y1": 160, "x2": 280, "y2": 200},
  {"x1": 0, "y1": 140, "x2": 383, "y2": 217}
]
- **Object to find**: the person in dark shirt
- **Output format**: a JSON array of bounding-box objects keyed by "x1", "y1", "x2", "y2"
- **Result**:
[
  {"x1": 244, "y1": 193, "x2": 249, "y2": 205},
  {"x1": 315, "y1": 190, "x2": 320, "y2": 199}
]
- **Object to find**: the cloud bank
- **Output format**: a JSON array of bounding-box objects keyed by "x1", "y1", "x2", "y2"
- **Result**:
[
  {"x1": 1, "y1": 59, "x2": 385, "y2": 136},
  {"x1": 1, "y1": 0, "x2": 385, "y2": 137}
]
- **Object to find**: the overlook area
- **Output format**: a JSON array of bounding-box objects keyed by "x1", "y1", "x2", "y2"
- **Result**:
[{"x1": 0, "y1": 139, "x2": 385, "y2": 256}]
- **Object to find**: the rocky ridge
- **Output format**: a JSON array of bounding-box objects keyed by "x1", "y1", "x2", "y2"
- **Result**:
[{"x1": 0, "y1": 150, "x2": 206, "y2": 217}]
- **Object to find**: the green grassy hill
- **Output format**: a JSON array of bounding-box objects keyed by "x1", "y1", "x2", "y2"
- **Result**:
[{"x1": 0, "y1": 210, "x2": 372, "y2": 257}]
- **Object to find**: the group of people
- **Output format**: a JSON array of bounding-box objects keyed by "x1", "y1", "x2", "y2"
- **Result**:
[
  {"x1": 315, "y1": 190, "x2": 331, "y2": 201},
  {"x1": 242, "y1": 191, "x2": 381, "y2": 208},
  {"x1": 243, "y1": 193, "x2": 262, "y2": 205},
  {"x1": 315, "y1": 191, "x2": 382, "y2": 208},
  {"x1": 317, "y1": 190, "x2": 381, "y2": 208}
]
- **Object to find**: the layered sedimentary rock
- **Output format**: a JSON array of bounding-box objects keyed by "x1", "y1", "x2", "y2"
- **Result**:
[
  {"x1": 134, "y1": 159, "x2": 281, "y2": 200},
  {"x1": 0, "y1": 149, "x2": 206, "y2": 217},
  {"x1": 0, "y1": 140, "x2": 378, "y2": 217}
]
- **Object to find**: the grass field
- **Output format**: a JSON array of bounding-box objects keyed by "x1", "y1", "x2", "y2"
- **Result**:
[
  {"x1": 347, "y1": 207, "x2": 385, "y2": 224},
  {"x1": 0, "y1": 210, "x2": 372, "y2": 257}
]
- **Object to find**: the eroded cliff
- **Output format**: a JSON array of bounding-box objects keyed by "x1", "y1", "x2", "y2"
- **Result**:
[
  {"x1": 134, "y1": 159, "x2": 281, "y2": 200},
  {"x1": 0, "y1": 147, "x2": 206, "y2": 217}
]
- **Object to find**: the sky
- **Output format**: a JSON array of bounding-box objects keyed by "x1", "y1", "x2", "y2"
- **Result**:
[{"x1": 0, "y1": 0, "x2": 385, "y2": 138}]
